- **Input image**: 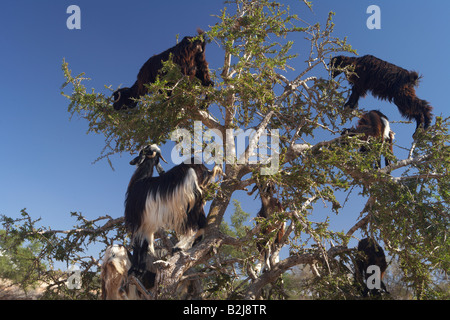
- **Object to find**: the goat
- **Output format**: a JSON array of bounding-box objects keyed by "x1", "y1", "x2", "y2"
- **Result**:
[
  {"x1": 330, "y1": 54, "x2": 433, "y2": 134},
  {"x1": 248, "y1": 181, "x2": 285, "y2": 272},
  {"x1": 101, "y1": 245, "x2": 132, "y2": 300},
  {"x1": 355, "y1": 238, "x2": 389, "y2": 297},
  {"x1": 100, "y1": 242, "x2": 201, "y2": 300},
  {"x1": 124, "y1": 145, "x2": 222, "y2": 278},
  {"x1": 112, "y1": 29, "x2": 213, "y2": 110},
  {"x1": 100, "y1": 242, "x2": 164, "y2": 300},
  {"x1": 341, "y1": 110, "x2": 395, "y2": 168}
]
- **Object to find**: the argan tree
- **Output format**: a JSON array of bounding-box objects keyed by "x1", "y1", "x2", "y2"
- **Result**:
[{"x1": 1, "y1": 0, "x2": 448, "y2": 300}]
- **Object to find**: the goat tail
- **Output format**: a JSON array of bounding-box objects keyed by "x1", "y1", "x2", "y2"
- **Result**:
[
  {"x1": 408, "y1": 71, "x2": 421, "y2": 87},
  {"x1": 419, "y1": 99, "x2": 433, "y2": 130}
]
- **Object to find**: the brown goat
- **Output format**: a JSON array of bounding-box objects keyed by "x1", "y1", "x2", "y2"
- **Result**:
[
  {"x1": 330, "y1": 55, "x2": 433, "y2": 134},
  {"x1": 342, "y1": 110, "x2": 395, "y2": 168},
  {"x1": 100, "y1": 244, "x2": 159, "y2": 300},
  {"x1": 113, "y1": 29, "x2": 213, "y2": 110},
  {"x1": 101, "y1": 245, "x2": 132, "y2": 300},
  {"x1": 249, "y1": 181, "x2": 285, "y2": 272},
  {"x1": 101, "y1": 243, "x2": 202, "y2": 300}
]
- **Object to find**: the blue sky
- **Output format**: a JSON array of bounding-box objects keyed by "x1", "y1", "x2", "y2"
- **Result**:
[{"x1": 0, "y1": 1, "x2": 448, "y2": 257}]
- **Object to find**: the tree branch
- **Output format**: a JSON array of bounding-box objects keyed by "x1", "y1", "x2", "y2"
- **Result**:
[
  {"x1": 243, "y1": 245, "x2": 350, "y2": 299},
  {"x1": 33, "y1": 216, "x2": 123, "y2": 236}
]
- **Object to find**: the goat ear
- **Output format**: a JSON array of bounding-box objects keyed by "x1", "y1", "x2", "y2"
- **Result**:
[
  {"x1": 196, "y1": 28, "x2": 209, "y2": 44},
  {"x1": 247, "y1": 184, "x2": 258, "y2": 196},
  {"x1": 130, "y1": 155, "x2": 145, "y2": 166}
]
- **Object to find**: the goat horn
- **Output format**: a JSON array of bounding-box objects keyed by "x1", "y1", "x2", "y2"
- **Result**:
[
  {"x1": 159, "y1": 154, "x2": 168, "y2": 164},
  {"x1": 147, "y1": 151, "x2": 157, "y2": 159},
  {"x1": 113, "y1": 90, "x2": 121, "y2": 103}
]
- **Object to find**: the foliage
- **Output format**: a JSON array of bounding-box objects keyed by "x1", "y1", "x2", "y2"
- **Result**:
[
  {"x1": 0, "y1": 226, "x2": 43, "y2": 292},
  {"x1": 0, "y1": 210, "x2": 126, "y2": 299},
  {"x1": 200, "y1": 200, "x2": 253, "y2": 299},
  {"x1": 1, "y1": 0, "x2": 448, "y2": 300}
]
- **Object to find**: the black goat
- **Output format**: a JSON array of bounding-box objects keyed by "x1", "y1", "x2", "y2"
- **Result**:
[
  {"x1": 113, "y1": 29, "x2": 213, "y2": 110},
  {"x1": 355, "y1": 238, "x2": 389, "y2": 297},
  {"x1": 330, "y1": 54, "x2": 433, "y2": 134}
]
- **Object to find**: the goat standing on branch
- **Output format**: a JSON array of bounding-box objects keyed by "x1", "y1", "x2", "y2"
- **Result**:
[
  {"x1": 101, "y1": 243, "x2": 172, "y2": 300},
  {"x1": 355, "y1": 238, "x2": 389, "y2": 297},
  {"x1": 124, "y1": 145, "x2": 222, "y2": 279},
  {"x1": 249, "y1": 181, "x2": 285, "y2": 272},
  {"x1": 330, "y1": 54, "x2": 433, "y2": 135},
  {"x1": 341, "y1": 110, "x2": 395, "y2": 168},
  {"x1": 112, "y1": 29, "x2": 214, "y2": 110},
  {"x1": 101, "y1": 245, "x2": 132, "y2": 300}
]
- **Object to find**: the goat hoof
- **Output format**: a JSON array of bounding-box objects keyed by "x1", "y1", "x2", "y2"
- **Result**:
[
  {"x1": 128, "y1": 265, "x2": 146, "y2": 278},
  {"x1": 154, "y1": 260, "x2": 172, "y2": 269},
  {"x1": 172, "y1": 247, "x2": 182, "y2": 254}
]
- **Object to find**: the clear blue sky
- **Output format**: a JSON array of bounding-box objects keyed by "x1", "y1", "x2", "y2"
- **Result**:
[{"x1": 0, "y1": 1, "x2": 448, "y2": 257}]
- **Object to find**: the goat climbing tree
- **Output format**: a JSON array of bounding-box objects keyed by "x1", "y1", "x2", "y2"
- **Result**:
[{"x1": 1, "y1": 0, "x2": 449, "y2": 300}]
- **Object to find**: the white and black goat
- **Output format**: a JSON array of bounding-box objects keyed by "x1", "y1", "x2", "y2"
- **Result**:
[
  {"x1": 249, "y1": 181, "x2": 285, "y2": 272},
  {"x1": 341, "y1": 110, "x2": 395, "y2": 168},
  {"x1": 124, "y1": 145, "x2": 222, "y2": 277}
]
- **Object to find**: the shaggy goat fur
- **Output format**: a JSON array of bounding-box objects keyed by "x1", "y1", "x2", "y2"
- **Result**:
[
  {"x1": 100, "y1": 243, "x2": 165, "y2": 300},
  {"x1": 330, "y1": 55, "x2": 433, "y2": 133},
  {"x1": 113, "y1": 30, "x2": 213, "y2": 110},
  {"x1": 342, "y1": 110, "x2": 395, "y2": 168},
  {"x1": 124, "y1": 145, "x2": 222, "y2": 278},
  {"x1": 355, "y1": 238, "x2": 389, "y2": 296},
  {"x1": 101, "y1": 242, "x2": 203, "y2": 300},
  {"x1": 101, "y1": 245, "x2": 132, "y2": 300}
]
